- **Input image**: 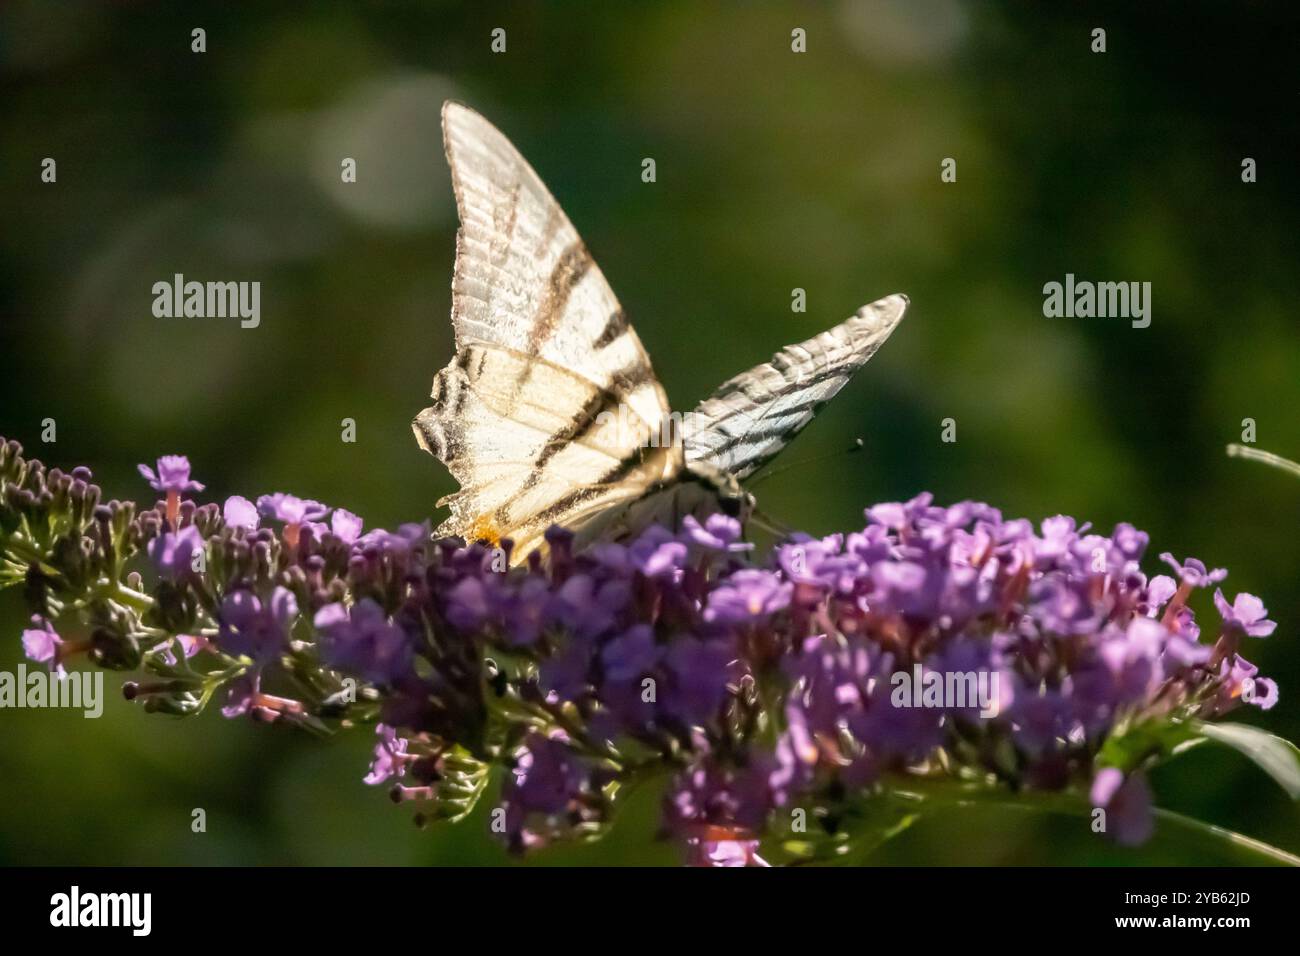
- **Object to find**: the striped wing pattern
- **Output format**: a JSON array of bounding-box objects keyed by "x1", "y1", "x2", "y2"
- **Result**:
[
  {"x1": 414, "y1": 103, "x2": 909, "y2": 559},
  {"x1": 414, "y1": 103, "x2": 673, "y2": 553},
  {"x1": 683, "y1": 294, "x2": 909, "y2": 480}
]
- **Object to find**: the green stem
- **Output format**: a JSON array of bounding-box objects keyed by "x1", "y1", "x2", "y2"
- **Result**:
[
  {"x1": 102, "y1": 579, "x2": 153, "y2": 612},
  {"x1": 1227, "y1": 443, "x2": 1300, "y2": 479},
  {"x1": 4, "y1": 534, "x2": 55, "y2": 574},
  {"x1": 892, "y1": 778, "x2": 1300, "y2": 866}
]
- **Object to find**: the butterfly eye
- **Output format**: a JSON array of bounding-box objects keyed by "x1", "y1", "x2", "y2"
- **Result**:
[{"x1": 719, "y1": 497, "x2": 742, "y2": 518}]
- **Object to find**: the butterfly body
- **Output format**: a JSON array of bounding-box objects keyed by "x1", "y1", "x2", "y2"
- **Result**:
[
  {"x1": 415, "y1": 103, "x2": 907, "y2": 563},
  {"x1": 581, "y1": 459, "x2": 752, "y2": 548}
]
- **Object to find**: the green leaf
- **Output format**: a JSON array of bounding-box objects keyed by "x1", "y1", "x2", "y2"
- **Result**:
[
  {"x1": 1096, "y1": 717, "x2": 1202, "y2": 772},
  {"x1": 766, "y1": 791, "x2": 924, "y2": 866},
  {"x1": 1195, "y1": 721, "x2": 1300, "y2": 799}
]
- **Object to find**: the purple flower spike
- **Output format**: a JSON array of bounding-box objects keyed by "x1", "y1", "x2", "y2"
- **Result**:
[
  {"x1": 1213, "y1": 589, "x2": 1276, "y2": 639},
  {"x1": 137, "y1": 455, "x2": 204, "y2": 494},
  {"x1": 16, "y1": 445, "x2": 1281, "y2": 863},
  {"x1": 257, "y1": 493, "x2": 328, "y2": 526}
]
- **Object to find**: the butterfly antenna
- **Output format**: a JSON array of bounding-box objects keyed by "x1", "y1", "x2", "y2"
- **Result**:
[
  {"x1": 748, "y1": 437, "x2": 866, "y2": 490},
  {"x1": 748, "y1": 507, "x2": 794, "y2": 539}
]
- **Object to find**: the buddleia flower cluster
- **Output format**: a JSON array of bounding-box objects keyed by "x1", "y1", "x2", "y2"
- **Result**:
[{"x1": 2, "y1": 435, "x2": 1295, "y2": 865}]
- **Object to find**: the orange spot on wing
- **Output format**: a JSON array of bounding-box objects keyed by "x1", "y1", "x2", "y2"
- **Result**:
[{"x1": 468, "y1": 515, "x2": 502, "y2": 547}]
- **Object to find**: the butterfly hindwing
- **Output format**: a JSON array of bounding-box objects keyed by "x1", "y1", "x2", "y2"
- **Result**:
[
  {"x1": 414, "y1": 343, "x2": 667, "y2": 553},
  {"x1": 684, "y1": 294, "x2": 909, "y2": 480}
]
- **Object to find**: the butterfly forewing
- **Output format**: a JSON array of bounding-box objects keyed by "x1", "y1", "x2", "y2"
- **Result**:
[
  {"x1": 414, "y1": 103, "x2": 672, "y2": 553},
  {"x1": 438, "y1": 103, "x2": 668, "y2": 429},
  {"x1": 684, "y1": 294, "x2": 908, "y2": 480}
]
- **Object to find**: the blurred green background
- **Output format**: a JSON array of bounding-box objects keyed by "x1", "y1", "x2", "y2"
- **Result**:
[{"x1": 1, "y1": 1, "x2": 1297, "y2": 865}]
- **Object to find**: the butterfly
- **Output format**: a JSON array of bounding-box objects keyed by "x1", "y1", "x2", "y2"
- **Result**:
[{"x1": 413, "y1": 103, "x2": 908, "y2": 562}]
